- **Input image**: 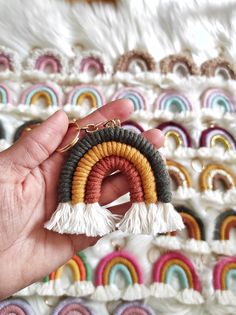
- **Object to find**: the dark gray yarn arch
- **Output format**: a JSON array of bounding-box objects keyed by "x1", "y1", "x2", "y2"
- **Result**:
[
  {"x1": 213, "y1": 209, "x2": 236, "y2": 240},
  {"x1": 58, "y1": 127, "x2": 172, "y2": 203}
]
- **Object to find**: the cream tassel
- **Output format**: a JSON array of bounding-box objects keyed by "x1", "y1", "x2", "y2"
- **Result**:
[
  {"x1": 44, "y1": 202, "x2": 85, "y2": 234},
  {"x1": 82, "y1": 203, "x2": 118, "y2": 237},
  {"x1": 117, "y1": 202, "x2": 149, "y2": 234}
]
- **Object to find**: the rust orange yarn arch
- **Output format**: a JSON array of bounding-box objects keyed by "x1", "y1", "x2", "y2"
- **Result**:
[{"x1": 72, "y1": 144, "x2": 158, "y2": 204}]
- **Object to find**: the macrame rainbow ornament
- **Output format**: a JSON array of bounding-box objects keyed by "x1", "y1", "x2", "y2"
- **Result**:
[
  {"x1": 212, "y1": 257, "x2": 236, "y2": 305},
  {"x1": 0, "y1": 83, "x2": 11, "y2": 104},
  {"x1": 150, "y1": 251, "x2": 204, "y2": 304},
  {"x1": 45, "y1": 125, "x2": 184, "y2": 237},
  {"x1": 37, "y1": 252, "x2": 94, "y2": 297},
  {"x1": 20, "y1": 83, "x2": 61, "y2": 107},
  {"x1": 154, "y1": 90, "x2": 192, "y2": 113},
  {"x1": 91, "y1": 249, "x2": 149, "y2": 301},
  {"x1": 166, "y1": 160, "x2": 194, "y2": 199},
  {"x1": 200, "y1": 126, "x2": 236, "y2": 151},
  {"x1": 114, "y1": 302, "x2": 155, "y2": 315},
  {"x1": 211, "y1": 210, "x2": 236, "y2": 256},
  {"x1": 52, "y1": 298, "x2": 93, "y2": 315},
  {"x1": 154, "y1": 206, "x2": 210, "y2": 254},
  {"x1": 66, "y1": 85, "x2": 105, "y2": 108},
  {"x1": 0, "y1": 299, "x2": 36, "y2": 315},
  {"x1": 201, "y1": 88, "x2": 235, "y2": 113},
  {"x1": 199, "y1": 164, "x2": 236, "y2": 203}
]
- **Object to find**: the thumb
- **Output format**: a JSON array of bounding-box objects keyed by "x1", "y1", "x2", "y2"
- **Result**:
[{"x1": 3, "y1": 110, "x2": 68, "y2": 174}]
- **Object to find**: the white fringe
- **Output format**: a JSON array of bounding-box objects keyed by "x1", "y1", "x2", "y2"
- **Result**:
[
  {"x1": 147, "y1": 203, "x2": 168, "y2": 234},
  {"x1": 148, "y1": 202, "x2": 185, "y2": 234},
  {"x1": 153, "y1": 235, "x2": 181, "y2": 250},
  {"x1": 211, "y1": 290, "x2": 236, "y2": 306},
  {"x1": 202, "y1": 189, "x2": 236, "y2": 205},
  {"x1": 45, "y1": 202, "x2": 117, "y2": 236},
  {"x1": 121, "y1": 284, "x2": 150, "y2": 301},
  {"x1": 183, "y1": 239, "x2": 211, "y2": 254},
  {"x1": 0, "y1": 139, "x2": 10, "y2": 151},
  {"x1": 82, "y1": 203, "x2": 118, "y2": 237},
  {"x1": 67, "y1": 281, "x2": 95, "y2": 297},
  {"x1": 91, "y1": 284, "x2": 121, "y2": 301},
  {"x1": 13, "y1": 283, "x2": 39, "y2": 296},
  {"x1": 117, "y1": 202, "x2": 149, "y2": 234},
  {"x1": 149, "y1": 283, "x2": 176, "y2": 298},
  {"x1": 37, "y1": 279, "x2": 64, "y2": 296},
  {"x1": 44, "y1": 202, "x2": 85, "y2": 234},
  {"x1": 171, "y1": 187, "x2": 196, "y2": 201},
  {"x1": 176, "y1": 288, "x2": 204, "y2": 305},
  {"x1": 211, "y1": 240, "x2": 236, "y2": 256}
]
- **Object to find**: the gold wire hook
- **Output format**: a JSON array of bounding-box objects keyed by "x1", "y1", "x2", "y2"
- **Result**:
[
  {"x1": 111, "y1": 236, "x2": 128, "y2": 251},
  {"x1": 56, "y1": 121, "x2": 81, "y2": 153},
  {"x1": 56, "y1": 118, "x2": 121, "y2": 153}
]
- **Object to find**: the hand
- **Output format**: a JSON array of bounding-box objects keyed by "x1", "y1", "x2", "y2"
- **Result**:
[{"x1": 0, "y1": 100, "x2": 164, "y2": 299}]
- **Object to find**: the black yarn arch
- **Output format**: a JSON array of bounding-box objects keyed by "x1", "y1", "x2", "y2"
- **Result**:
[
  {"x1": 213, "y1": 209, "x2": 236, "y2": 240},
  {"x1": 14, "y1": 120, "x2": 42, "y2": 142},
  {"x1": 175, "y1": 206, "x2": 206, "y2": 240},
  {"x1": 58, "y1": 127, "x2": 171, "y2": 203}
]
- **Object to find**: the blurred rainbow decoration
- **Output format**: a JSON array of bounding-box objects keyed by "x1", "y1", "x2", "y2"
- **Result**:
[
  {"x1": 37, "y1": 252, "x2": 94, "y2": 296},
  {"x1": 201, "y1": 57, "x2": 236, "y2": 80},
  {"x1": 0, "y1": 53, "x2": 12, "y2": 71},
  {"x1": 201, "y1": 88, "x2": 235, "y2": 113},
  {"x1": 91, "y1": 250, "x2": 149, "y2": 301},
  {"x1": 154, "y1": 91, "x2": 192, "y2": 113},
  {"x1": 0, "y1": 84, "x2": 10, "y2": 104},
  {"x1": 52, "y1": 298, "x2": 93, "y2": 315},
  {"x1": 199, "y1": 164, "x2": 236, "y2": 204},
  {"x1": 14, "y1": 120, "x2": 42, "y2": 142},
  {"x1": 211, "y1": 210, "x2": 236, "y2": 256},
  {"x1": 150, "y1": 251, "x2": 203, "y2": 304},
  {"x1": 111, "y1": 88, "x2": 147, "y2": 111},
  {"x1": 160, "y1": 54, "x2": 199, "y2": 76},
  {"x1": 79, "y1": 55, "x2": 105, "y2": 75},
  {"x1": 0, "y1": 46, "x2": 20, "y2": 72},
  {"x1": 0, "y1": 298, "x2": 36, "y2": 315},
  {"x1": 173, "y1": 206, "x2": 210, "y2": 254},
  {"x1": 45, "y1": 126, "x2": 184, "y2": 237},
  {"x1": 157, "y1": 121, "x2": 192, "y2": 149},
  {"x1": 66, "y1": 85, "x2": 105, "y2": 108},
  {"x1": 121, "y1": 120, "x2": 144, "y2": 133},
  {"x1": 166, "y1": 160, "x2": 193, "y2": 197},
  {"x1": 115, "y1": 50, "x2": 156, "y2": 73},
  {"x1": 154, "y1": 206, "x2": 210, "y2": 254},
  {"x1": 114, "y1": 302, "x2": 155, "y2": 315},
  {"x1": 19, "y1": 83, "x2": 61, "y2": 107},
  {"x1": 26, "y1": 49, "x2": 67, "y2": 73},
  {"x1": 200, "y1": 126, "x2": 236, "y2": 151},
  {"x1": 212, "y1": 257, "x2": 236, "y2": 305}
]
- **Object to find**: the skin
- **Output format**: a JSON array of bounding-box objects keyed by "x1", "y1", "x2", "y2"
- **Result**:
[{"x1": 0, "y1": 100, "x2": 164, "y2": 299}]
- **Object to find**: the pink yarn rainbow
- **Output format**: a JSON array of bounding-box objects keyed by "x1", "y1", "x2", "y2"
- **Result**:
[
  {"x1": 213, "y1": 257, "x2": 236, "y2": 290},
  {"x1": 153, "y1": 251, "x2": 201, "y2": 292},
  {"x1": 35, "y1": 55, "x2": 61, "y2": 72},
  {"x1": 95, "y1": 250, "x2": 143, "y2": 286}
]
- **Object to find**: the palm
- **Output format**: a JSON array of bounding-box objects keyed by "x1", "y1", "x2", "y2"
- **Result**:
[{"x1": 0, "y1": 153, "x2": 85, "y2": 298}]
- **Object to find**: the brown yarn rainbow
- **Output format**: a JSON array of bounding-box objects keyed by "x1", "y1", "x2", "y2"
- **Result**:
[{"x1": 45, "y1": 126, "x2": 184, "y2": 236}]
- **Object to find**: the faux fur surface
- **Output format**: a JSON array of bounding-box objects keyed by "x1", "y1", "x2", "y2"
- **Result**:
[{"x1": 0, "y1": 0, "x2": 235, "y2": 63}]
